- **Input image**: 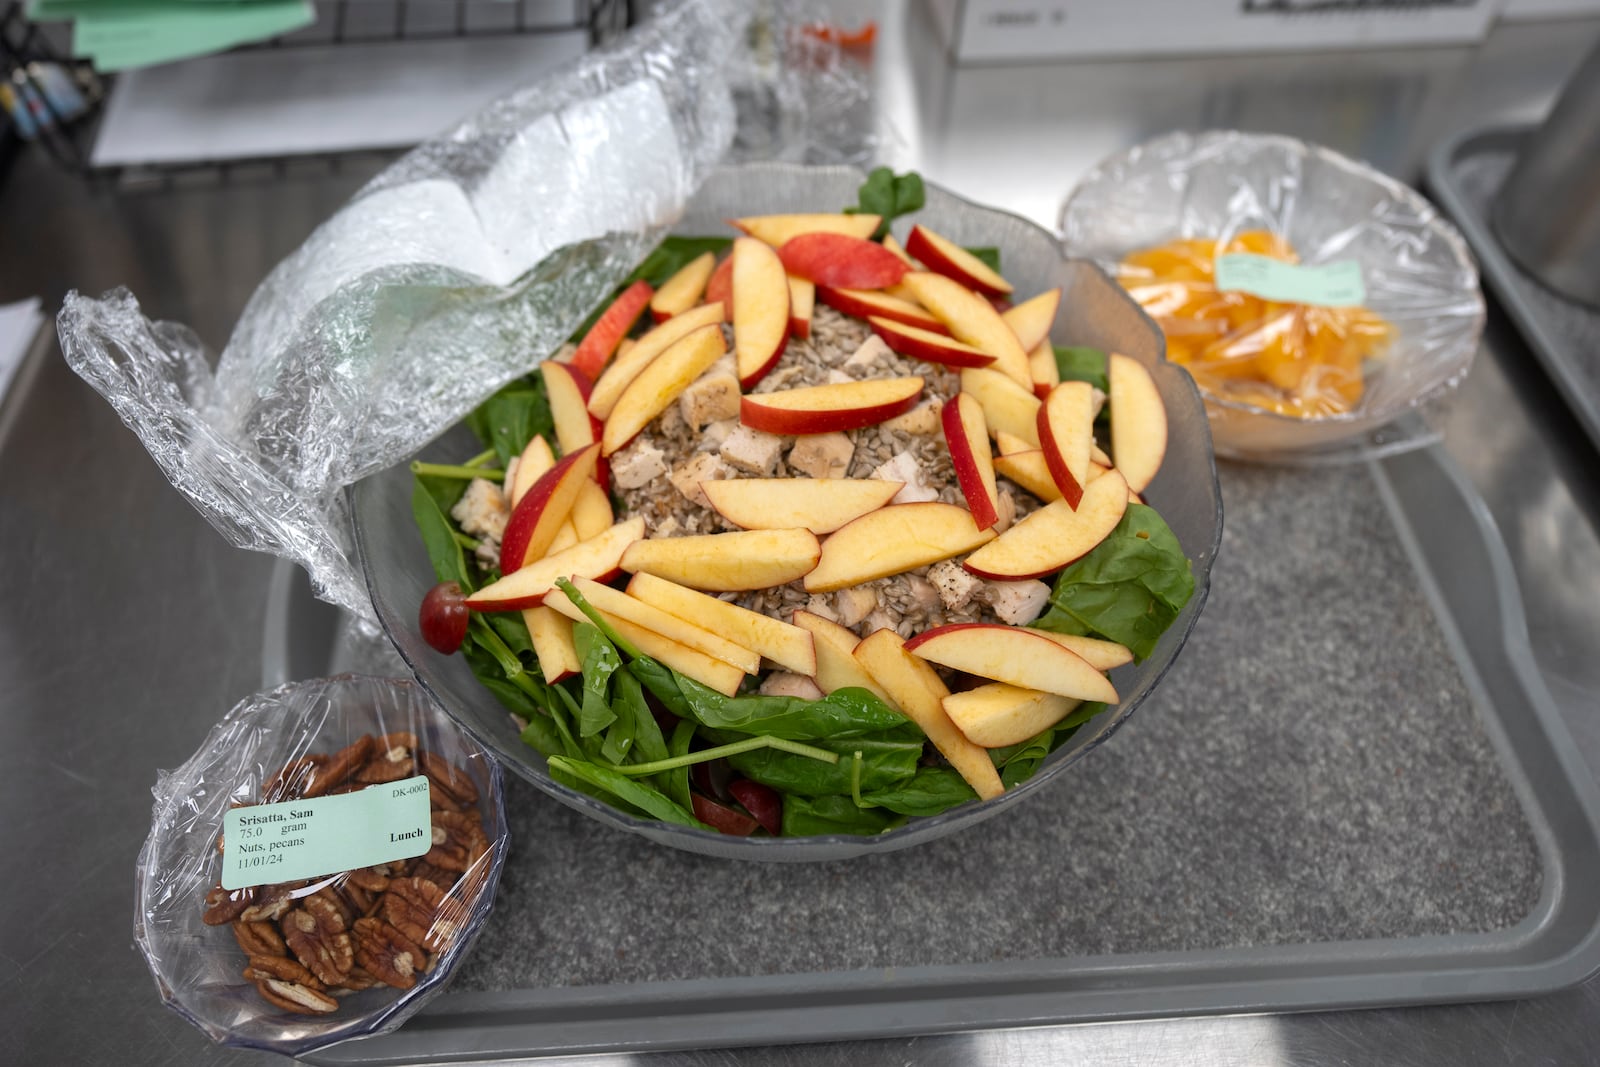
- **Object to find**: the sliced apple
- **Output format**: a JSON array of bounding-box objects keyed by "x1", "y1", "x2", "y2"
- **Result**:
[
  {"x1": 541, "y1": 361, "x2": 602, "y2": 459},
  {"x1": 732, "y1": 237, "x2": 790, "y2": 388},
  {"x1": 740, "y1": 377, "x2": 924, "y2": 436},
  {"x1": 959, "y1": 367, "x2": 1041, "y2": 445},
  {"x1": 546, "y1": 520, "x2": 579, "y2": 556},
  {"x1": 904, "y1": 224, "x2": 1013, "y2": 298},
  {"x1": 1028, "y1": 339, "x2": 1060, "y2": 399},
  {"x1": 499, "y1": 442, "x2": 600, "y2": 572},
  {"x1": 649, "y1": 252, "x2": 715, "y2": 323},
  {"x1": 509, "y1": 434, "x2": 557, "y2": 508},
  {"x1": 570, "y1": 479, "x2": 614, "y2": 540},
  {"x1": 804, "y1": 502, "x2": 996, "y2": 593},
  {"x1": 523, "y1": 606, "x2": 580, "y2": 683},
  {"x1": 620, "y1": 528, "x2": 821, "y2": 592},
  {"x1": 701, "y1": 477, "x2": 902, "y2": 535},
  {"x1": 994, "y1": 431, "x2": 1032, "y2": 457},
  {"x1": 816, "y1": 287, "x2": 945, "y2": 333},
  {"x1": 732, "y1": 212, "x2": 881, "y2": 247},
  {"x1": 1108, "y1": 352, "x2": 1168, "y2": 493},
  {"x1": 629, "y1": 572, "x2": 817, "y2": 675},
  {"x1": 1038, "y1": 381, "x2": 1096, "y2": 509},
  {"x1": 570, "y1": 279, "x2": 653, "y2": 380},
  {"x1": 589, "y1": 302, "x2": 724, "y2": 420},
  {"x1": 941, "y1": 393, "x2": 1000, "y2": 530},
  {"x1": 853, "y1": 628, "x2": 1004, "y2": 801},
  {"x1": 869, "y1": 317, "x2": 995, "y2": 369},
  {"x1": 942, "y1": 683, "x2": 1079, "y2": 749},
  {"x1": 545, "y1": 588, "x2": 746, "y2": 696},
  {"x1": 703, "y1": 254, "x2": 733, "y2": 317},
  {"x1": 561, "y1": 576, "x2": 759, "y2": 673},
  {"x1": 466, "y1": 517, "x2": 644, "y2": 611},
  {"x1": 787, "y1": 274, "x2": 815, "y2": 340},
  {"x1": 1000, "y1": 288, "x2": 1060, "y2": 352},
  {"x1": 1022, "y1": 629, "x2": 1134, "y2": 671},
  {"x1": 792, "y1": 611, "x2": 893, "y2": 704},
  {"x1": 963, "y1": 469, "x2": 1129, "y2": 581},
  {"x1": 991, "y1": 448, "x2": 1062, "y2": 503},
  {"x1": 905, "y1": 623, "x2": 1118, "y2": 704},
  {"x1": 778, "y1": 233, "x2": 908, "y2": 290},
  {"x1": 881, "y1": 233, "x2": 916, "y2": 266},
  {"x1": 601, "y1": 324, "x2": 726, "y2": 456},
  {"x1": 904, "y1": 272, "x2": 1031, "y2": 389}
]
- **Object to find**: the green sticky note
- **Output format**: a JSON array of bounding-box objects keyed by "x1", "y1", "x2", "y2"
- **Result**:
[
  {"x1": 1213, "y1": 253, "x2": 1366, "y2": 307},
  {"x1": 221, "y1": 775, "x2": 432, "y2": 890},
  {"x1": 68, "y1": 1, "x2": 315, "y2": 72}
]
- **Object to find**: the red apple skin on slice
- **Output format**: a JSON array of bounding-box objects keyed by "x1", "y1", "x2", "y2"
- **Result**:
[
  {"x1": 739, "y1": 377, "x2": 924, "y2": 436},
  {"x1": 1108, "y1": 352, "x2": 1168, "y2": 494},
  {"x1": 650, "y1": 252, "x2": 715, "y2": 323},
  {"x1": 701, "y1": 477, "x2": 902, "y2": 535},
  {"x1": 703, "y1": 254, "x2": 733, "y2": 317},
  {"x1": 620, "y1": 528, "x2": 821, "y2": 592},
  {"x1": 732, "y1": 237, "x2": 790, "y2": 388},
  {"x1": 870, "y1": 317, "x2": 995, "y2": 369},
  {"x1": 942, "y1": 393, "x2": 1000, "y2": 530},
  {"x1": 1000, "y1": 288, "x2": 1060, "y2": 352},
  {"x1": 467, "y1": 517, "x2": 644, "y2": 611},
  {"x1": 903, "y1": 272, "x2": 1032, "y2": 389},
  {"x1": 1028, "y1": 338, "x2": 1060, "y2": 399},
  {"x1": 498, "y1": 442, "x2": 600, "y2": 573},
  {"x1": 962, "y1": 469, "x2": 1129, "y2": 581},
  {"x1": 905, "y1": 623, "x2": 1118, "y2": 704},
  {"x1": 570, "y1": 279, "x2": 653, "y2": 380},
  {"x1": 1037, "y1": 380, "x2": 1096, "y2": 509},
  {"x1": 904, "y1": 224, "x2": 1013, "y2": 298},
  {"x1": 601, "y1": 324, "x2": 726, "y2": 456},
  {"x1": 804, "y1": 502, "x2": 996, "y2": 593},
  {"x1": 732, "y1": 213, "x2": 881, "y2": 247},
  {"x1": 778, "y1": 233, "x2": 908, "y2": 290},
  {"x1": 589, "y1": 302, "x2": 724, "y2": 420},
  {"x1": 787, "y1": 274, "x2": 815, "y2": 340},
  {"x1": 817, "y1": 287, "x2": 948, "y2": 333}
]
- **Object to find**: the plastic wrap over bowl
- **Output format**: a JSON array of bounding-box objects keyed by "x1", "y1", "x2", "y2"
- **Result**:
[
  {"x1": 356, "y1": 163, "x2": 1222, "y2": 862},
  {"x1": 1060, "y1": 130, "x2": 1484, "y2": 462}
]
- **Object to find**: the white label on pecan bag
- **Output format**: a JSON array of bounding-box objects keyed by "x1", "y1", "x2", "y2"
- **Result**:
[{"x1": 222, "y1": 776, "x2": 432, "y2": 890}]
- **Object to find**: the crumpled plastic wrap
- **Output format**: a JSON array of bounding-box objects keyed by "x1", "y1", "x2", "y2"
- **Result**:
[
  {"x1": 1059, "y1": 130, "x2": 1485, "y2": 462},
  {"x1": 58, "y1": 0, "x2": 876, "y2": 618},
  {"x1": 134, "y1": 674, "x2": 508, "y2": 1056}
]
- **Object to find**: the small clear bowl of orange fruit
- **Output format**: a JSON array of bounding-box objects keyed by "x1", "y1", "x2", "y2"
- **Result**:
[{"x1": 1061, "y1": 131, "x2": 1484, "y2": 461}]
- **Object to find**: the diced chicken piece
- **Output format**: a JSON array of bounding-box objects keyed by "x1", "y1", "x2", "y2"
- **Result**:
[
  {"x1": 652, "y1": 515, "x2": 683, "y2": 539},
  {"x1": 862, "y1": 607, "x2": 900, "y2": 637},
  {"x1": 658, "y1": 400, "x2": 688, "y2": 438},
  {"x1": 669, "y1": 451, "x2": 732, "y2": 509},
  {"x1": 759, "y1": 672, "x2": 826, "y2": 701},
  {"x1": 994, "y1": 487, "x2": 1018, "y2": 534},
  {"x1": 699, "y1": 417, "x2": 738, "y2": 453},
  {"x1": 720, "y1": 425, "x2": 786, "y2": 475},
  {"x1": 982, "y1": 579, "x2": 1052, "y2": 625},
  {"x1": 787, "y1": 432, "x2": 854, "y2": 479},
  {"x1": 611, "y1": 441, "x2": 668, "y2": 490},
  {"x1": 883, "y1": 399, "x2": 942, "y2": 436},
  {"x1": 824, "y1": 369, "x2": 854, "y2": 385},
  {"x1": 474, "y1": 540, "x2": 501, "y2": 569},
  {"x1": 832, "y1": 586, "x2": 878, "y2": 628},
  {"x1": 803, "y1": 594, "x2": 840, "y2": 624},
  {"x1": 928, "y1": 560, "x2": 982, "y2": 611},
  {"x1": 679, "y1": 366, "x2": 742, "y2": 430},
  {"x1": 844, "y1": 334, "x2": 895, "y2": 370},
  {"x1": 871, "y1": 451, "x2": 939, "y2": 504},
  {"x1": 450, "y1": 478, "x2": 510, "y2": 541}
]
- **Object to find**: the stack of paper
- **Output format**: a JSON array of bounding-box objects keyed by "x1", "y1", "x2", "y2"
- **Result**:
[{"x1": 28, "y1": 1, "x2": 317, "y2": 72}]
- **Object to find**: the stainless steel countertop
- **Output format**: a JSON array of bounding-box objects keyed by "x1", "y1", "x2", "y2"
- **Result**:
[{"x1": 4, "y1": 7, "x2": 1600, "y2": 1064}]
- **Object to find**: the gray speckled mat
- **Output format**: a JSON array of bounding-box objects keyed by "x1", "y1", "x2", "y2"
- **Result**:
[{"x1": 454, "y1": 462, "x2": 1541, "y2": 992}]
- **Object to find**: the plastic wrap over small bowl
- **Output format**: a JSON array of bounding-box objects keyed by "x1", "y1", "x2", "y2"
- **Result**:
[
  {"x1": 134, "y1": 674, "x2": 508, "y2": 1057},
  {"x1": 355, "y1": 162, "x2": 1223, "y2": 863},
  {"x1": 1060, "y1": 130, "x2": 1485, "y2": 462}
]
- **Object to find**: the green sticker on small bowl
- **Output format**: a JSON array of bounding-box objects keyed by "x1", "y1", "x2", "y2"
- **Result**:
[
  {"x1": 1214, "y1": 253, "x2": 1366, "y2": 307},
  {"x1": 222, "y1": 775, "x2": 432, "y2": 890}
]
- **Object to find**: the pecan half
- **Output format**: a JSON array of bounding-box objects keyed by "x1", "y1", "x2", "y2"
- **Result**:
[
  {"x1": 346, "y1": 866, "x2": 391, "y2": 894},
  {"x1": 202, "y1": 884, "x2": 252, "y2": 926},
  {"x1": 352, "y1": 917, "x2": 426, "y2": 990},
  {"x1": 424, "y1": 810, "x2": 489, "y2": 874},
  {"x1": 355, "y1": 746, "x2": 415, "y2": 784},
  {"x1": 238, "y1": 882, "x2": 302, "y2": 924},
  {"x1": 283, "y1": 901, "x2": 353, "y2": 986},
  {"x1": 232, "y1": 920, "x2": 287, "y2": 958},
  {"x1": 256, "y1": 978, "x2": 338, "y2": 1015},
  {"x1": 381, "y1": 876, "x2": 452, "y2": 953},
  {"x1": 311, "y1": 885, "x2": 356, "y2": 928},
  {"x1": 263, "y1": 754, "x2": 326, "y2": 802},
  {"x1": 405, "y1": 860, "x2": 455, "y2": 891},
  {"x1": 419, "y1": 752, "x2": 479, "y2": 808},
  {"x1": 379, "y1": 731, "x2": 419, "y2": 754},
  {"x1": 301, "y1": 735, "x2": 374, "y2": 797},
  {"x1": 330, "y1": 965, "x2": 382, "y2": 993},
  {"x1": 242, "y1": 954, "x2": 322, "y2": 988}
]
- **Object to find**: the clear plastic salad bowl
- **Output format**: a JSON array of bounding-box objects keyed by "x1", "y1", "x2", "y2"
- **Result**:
[{"x1": 354, "y1": 163, "x2": 1223, "y2": 862}]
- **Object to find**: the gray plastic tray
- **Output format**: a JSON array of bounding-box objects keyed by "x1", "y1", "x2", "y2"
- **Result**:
[
  {"x1": 264, "y1": 441, "x2": 1600, "y2": 1064},
  {"x1": 1426, "y1": 126, "x2": 1600, "y2": 452}
]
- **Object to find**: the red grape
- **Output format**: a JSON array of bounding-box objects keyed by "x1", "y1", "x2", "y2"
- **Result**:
[
  {"x1": 419, "y1": 581, "x2": 470, "y2": 654},
  {"x1": 690, "y1": 793, "x2": 758, "y2": 836},
  {"x1": 728, "y1": 779, "x2": 782, "y2": 835}
]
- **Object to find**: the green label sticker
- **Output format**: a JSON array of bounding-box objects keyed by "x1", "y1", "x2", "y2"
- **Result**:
[
  {"x1": 222, "y1": 775, "x2": 432, "y2": 890},
  {"x1": 1213, "y1": 253, "x2": 1366, "y2": 307}
]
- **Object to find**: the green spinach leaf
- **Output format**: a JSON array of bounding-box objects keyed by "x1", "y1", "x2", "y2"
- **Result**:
[
  {"x1": 844, "y1": 167, "x2": 925, "y2": 239},
  {"x1": 632, "y1": 665, "x2": 909, "y2": 740},
  {"x1": 574, "y1": 623, "x2": 621, "y2": 738},
  {"x1": 964, "y1": 246, "x2": 1002, "y2": 274},
  {"x1": 861, "y1": 766, "x2": 978, "y2": 816},
  {"x1": 666, "y1": 719, "x2": 696, "y2": 813},
  {"x1": 470, "y1": 381, "x2": 554, "y2": 465},
  {"x1": 781, "y1": 794, "x2": 905, "y2": 837},
  {"x1": 707, "y1": 725, "x2": 925, "y2": 795},
  {"x1": 627, "y1": 235, "x2": 733, "y2": 289},
  {"x1": 410, "y1": 478, "x2": 473, "y2": 588},
  {"x1": 548, "y1": 756, "x2": 712, "y2": 830},
  {"x1": 1054, "y1": 345, "x2": 1110, "y2": 394}
]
